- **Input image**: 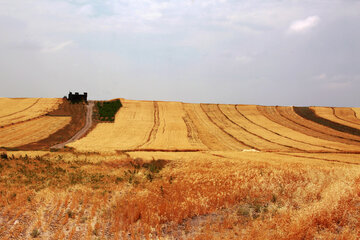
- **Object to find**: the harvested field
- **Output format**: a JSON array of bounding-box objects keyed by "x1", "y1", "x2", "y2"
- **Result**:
[
  {"x1": 263, "y1": 106, "x2": 360, "y2": 147},
  {"x1": 333, "y1": 107, "x2": 360, "y2": 125},
  {"x1": 0, "y1": 98, "x2": 62, "y2": 127},
  {"x1": 69, "y1": 100, "x2": 360, "y2": 153},
  {"x1": 1, "y1": 98, "x2": 360, "y2": 239},
  {"x1": 310, "y1": 106, "x2": 360, "y2": 130}
]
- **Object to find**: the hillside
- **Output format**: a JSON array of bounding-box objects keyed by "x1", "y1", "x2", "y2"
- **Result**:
[
  {"x1": 1, "y1": 98, "x2": 360, "y2": 239},
  {"x1": 68, "y1": 99, "x2": 360, "y2": 153}
]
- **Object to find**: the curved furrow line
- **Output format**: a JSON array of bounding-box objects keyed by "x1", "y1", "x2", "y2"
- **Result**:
[
  {"x1": 200, "y1": 104, "x2": 257, "y2": 150},
  {"x1": 332, "y1": 107, "x2": 360, "y2": 126},
  {"x1": 183, "y1": 103, "x2": 231, "y2": 151},
  {"x1": 294, "y1": 107, "x2": 360, "y2": 137},
  {"x1": 136, "y1": 101, "x2": 160, "y2": 149},
  {"x1": 217, "y1": 105, "x2": 302, "y2": 152},
  {"x1": 353, "y1": 108, "x2": 360, "y2": 119},
  {"x1": 351, "y1": 108, "x2": 359, "y2": 119},
  {"x1": 235, "y1": 105, "x2": 340, "y2": 152},
  {"x1": 274, "y1": 106, "x2": 360, "y2": 145},
  {"x1": 0, "y1": 98, "x2": 40, "y2": 119},
  {"x1": 275, "y1": 152, "x2": 360, "y2": 166}
]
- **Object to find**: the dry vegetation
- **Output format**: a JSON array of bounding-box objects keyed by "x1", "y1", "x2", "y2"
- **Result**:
[
  {"x1": 1, "y1": 98, "x2": 360, "y2": 239},
  {"x1": 1, "y1": 151, "x2": 360, "y2": 239}
]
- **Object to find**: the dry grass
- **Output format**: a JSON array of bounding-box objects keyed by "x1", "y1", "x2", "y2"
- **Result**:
[{"x1": 1, "y1": 151, "x2": 360, "y2": 239}]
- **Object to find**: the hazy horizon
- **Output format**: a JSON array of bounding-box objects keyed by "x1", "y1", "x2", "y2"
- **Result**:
[{"x1": 1, "y1": 0, "x2": 360, "y2": 107}]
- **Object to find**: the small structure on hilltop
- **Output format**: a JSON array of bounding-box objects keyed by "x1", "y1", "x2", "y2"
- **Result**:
[{"x1": 64, "y1": 92, "x2": 88, "y2": 103}]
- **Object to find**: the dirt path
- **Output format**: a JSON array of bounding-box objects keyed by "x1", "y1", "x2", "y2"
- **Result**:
[{"x1": 51, "y1": 101, "x2": 94, "y2": 149}]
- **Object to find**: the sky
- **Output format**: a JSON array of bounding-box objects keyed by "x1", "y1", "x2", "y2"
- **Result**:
[{"x1": 0, "y1": 0, "x2": 360, "y2": 107}]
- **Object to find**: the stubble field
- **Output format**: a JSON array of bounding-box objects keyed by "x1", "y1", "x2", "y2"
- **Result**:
[{"x1": 1, "y1": 98, "x2": 360, "y2": 239}]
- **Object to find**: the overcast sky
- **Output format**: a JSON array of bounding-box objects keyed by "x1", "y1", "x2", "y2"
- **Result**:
[{"x1": 1, "y1": 0, "x2": 360, "y2": 106}]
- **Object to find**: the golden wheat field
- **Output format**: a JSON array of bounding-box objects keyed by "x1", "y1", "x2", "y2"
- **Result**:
[
  {"x1": 1, "y1": 98, "x2": 360, "y2": 239},
  {"x1": 0, "y1": 98, "x2": 71, "y2": 148}
]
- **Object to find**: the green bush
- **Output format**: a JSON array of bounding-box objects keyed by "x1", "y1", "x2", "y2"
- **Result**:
[{"x1": 96, "y1": 99, "x2": 122, "y2": 121}]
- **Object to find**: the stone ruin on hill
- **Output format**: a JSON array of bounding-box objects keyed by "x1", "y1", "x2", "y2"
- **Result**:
[{"x1": 64, "y1": 92, "x2": 87, "y2": 103}]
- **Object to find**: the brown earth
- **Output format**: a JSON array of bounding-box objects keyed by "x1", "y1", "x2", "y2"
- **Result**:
[{"x1": 18, "y1": 101, "x2": 87, "y2": 150}]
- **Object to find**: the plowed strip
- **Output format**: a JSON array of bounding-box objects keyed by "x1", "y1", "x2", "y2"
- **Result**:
[
  {"x1": 296, "y1": 107, "x2": 360, "y2": 136},
  {"x1": 235, "y1": 105, "x2": 339, "y2": 152},
  {"x1": 257, "y1": 106, "x2": 360, "y2": 150}
]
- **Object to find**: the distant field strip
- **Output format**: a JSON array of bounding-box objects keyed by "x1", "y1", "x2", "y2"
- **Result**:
[
  {"x1": 311, "y1": 107, "x2": 360, "y2": 130},
  {"x1": 200, "y1": 104, "x2": 256, "y2": 150},
  {"x1": 217, "y1": 104, "x2": 296, "y2": 151},
  {"x1": 0, "y1": 98, "x2": 62, "y2": 127},
  {"x1": 0, "y1": 116, "x2": 71, "y2": 147},
  {"x1": 183, "y1": 103, "x2": 242, "y2": 151},
  {"x1": 270, "y1": 106, "x2": 360, "y2": 148},
  {"x1": 295, "y1": 107, "x2": 360, "y2": 137},
  {"x1": 235, "y1": 105, "x2": 338, "y2": 152},
  {"x1": 68, "y1": 99, "x2": 360, "y2": 153},
  {"x1": 353, "y1": 108, "x2": 360, "y2": 120},
  {"x1": 68, "y1": 100, "x2": 155, "y2": 152},
  {"x1": 333, "y1": 108, "x2": 360, "y2": 126},
  {"x1": 139, "y1": 101, "x2": 206, "y2": 151}
]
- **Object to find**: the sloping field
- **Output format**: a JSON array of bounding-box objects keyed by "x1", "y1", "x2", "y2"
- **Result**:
[
  {"x1": 0, "y1": 116, "x2": 71, "y2": 147},
  {"x1": 353, "y1": 108, "x2": 360, "y2": 120},
  {"x1": 1, "y1": 98, "x2": 360, "y2": 239},
  {"x1": 310, "y1": 106, "x2": 360, "y2": 130},
  {"x1": 0, "y1": 98, "x2": 62, "y2": 127},
  {"x1": 262, "y1": 106, "x2": 360, "y2": 147},
  {"x1": 334, "y1": 107, "x2": 360, "y2": 125},
  {"x1": 69, "y1": 99, "x2": 360, "y2": 153}
]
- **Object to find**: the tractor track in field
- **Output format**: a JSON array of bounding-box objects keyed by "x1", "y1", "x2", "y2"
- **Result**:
[
  {"x1": 51, "y1": 101, "x2": 94, "y2": 149},
  {"x1": 136, "y1": 101, "x2": 160, "y2": 149},
  {"x1": 275, "y1": 152, "x2": 360, "y2": 166},
  {"x1": 182, "y1": 104, "x2": 202, "y2": 145}
]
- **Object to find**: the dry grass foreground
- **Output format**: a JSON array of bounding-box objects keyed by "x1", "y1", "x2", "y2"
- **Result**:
[{"x1": 1, "y1": 151, "x2": 360, "y2": 239}]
